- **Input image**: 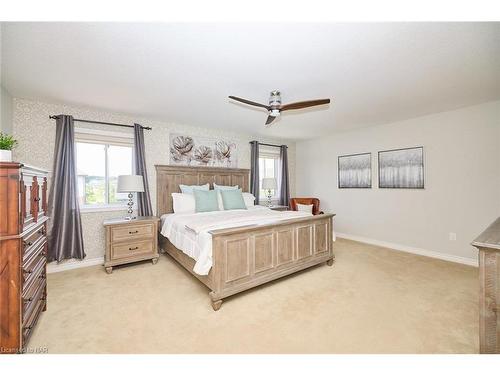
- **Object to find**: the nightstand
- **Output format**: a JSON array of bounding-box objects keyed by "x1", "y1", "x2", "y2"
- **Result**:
[
  {"x1": 260, "y1": 205, "x2": 289, "y2": 211},
  {"x1": 103, "y1": 216, "x2": 160, "y2": 274}
]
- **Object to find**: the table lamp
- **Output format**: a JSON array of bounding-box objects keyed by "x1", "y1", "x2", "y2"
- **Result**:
[
  {"x1": 117, "y1": 175, "x2": 144, "y2": 220},
  {"x1": 261, "y1": 177, "x2": 277, "y2": 207}
]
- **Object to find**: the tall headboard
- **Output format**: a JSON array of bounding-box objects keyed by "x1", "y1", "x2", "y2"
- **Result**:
[{"x1": 155, "y1": 165, "x2": 250, "y2": 216}]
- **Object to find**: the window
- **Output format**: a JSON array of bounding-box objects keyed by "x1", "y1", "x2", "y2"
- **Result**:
[
  {"x1": 75, "y1": 128, "x2": 134, "y2": 210},
  {"x1": 259, "y1": 147, "x2": 281, "y2": 204}
]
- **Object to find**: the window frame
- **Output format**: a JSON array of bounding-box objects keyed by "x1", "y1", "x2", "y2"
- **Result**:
[
  {"x1": 258, "y1": 146, "x2": 281, "y2": 205},
  {"x1": 74, "y1": 127, "x2": 135, "y2": 212}
]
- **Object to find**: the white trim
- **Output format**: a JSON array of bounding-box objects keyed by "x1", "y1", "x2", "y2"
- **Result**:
[
  {"x1": 336, "y1": 232, "x2": 478, "y2": 267},
  {"x1": 47, "y1": 257, "x2": 104, "y2": 274}
]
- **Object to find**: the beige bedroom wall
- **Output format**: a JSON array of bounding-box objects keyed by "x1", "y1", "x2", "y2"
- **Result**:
[
  {"x1": 296, "y1": 100, "x2": 500, "y2": 264},
  {"x1": 12, "y1": 98, "x2": 296, "y2": 266}
]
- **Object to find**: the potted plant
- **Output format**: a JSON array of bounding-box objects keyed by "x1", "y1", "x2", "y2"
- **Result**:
[{"x1": 0, "y1": 132, "x2": 18, "y2": 162}]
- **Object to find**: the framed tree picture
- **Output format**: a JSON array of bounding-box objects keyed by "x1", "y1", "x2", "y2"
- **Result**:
[
  {"x1": 338, "y1": 153, "x2": 372, "y2": 188},
  {"x1": 378, "y1": 147, "x2": 424, "y2": 189}
]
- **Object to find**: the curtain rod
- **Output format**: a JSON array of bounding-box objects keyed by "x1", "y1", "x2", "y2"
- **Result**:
[
  {"x1": 49, "y1": 115, "x2": 152, "y2": 130},
  {"x1": 251, "y1": 141, "x2": 288, "y2": 149}
]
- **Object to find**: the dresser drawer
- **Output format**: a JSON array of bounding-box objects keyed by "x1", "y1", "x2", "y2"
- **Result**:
[
  {"x1": 23, "y1": 250, "x2": 46, "y2": 294},
  {"x1": 22, "y1": 223, "x2": 47, "y2": 264},
  {"x1": 111, "y1": 223, "x2": 154, "y2": 242},
  {"x1": 22, "y1": 295, "x2": 46, "y2": 346},
  {"x1": 22, "y1": 276, "x2": 46, "y2": 325},
  {"x1": 111, "y1": 239, "x2": 154, "y2": 260}
]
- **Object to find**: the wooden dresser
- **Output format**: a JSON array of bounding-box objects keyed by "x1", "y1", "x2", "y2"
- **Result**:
[
  {"x1": 0, "y1": 162, "x2": 49, "y2": 354},
  {"x1": 103, "y1": 216, "x2": 159, "y2": 274},
  {"x1": 472, "y1": 217, "x2": 500, "y2": 354}
]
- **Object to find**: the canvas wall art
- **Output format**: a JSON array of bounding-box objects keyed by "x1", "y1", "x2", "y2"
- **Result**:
[
  {"x1": 338, "y1": 153, "x2": 372, "y2": 188},
  {"x1": 378, "y1": 147, "x2": 424, "y2": 189},
  {"x1": 169, "y1": 134, "x2": 238, "y2": 167}
]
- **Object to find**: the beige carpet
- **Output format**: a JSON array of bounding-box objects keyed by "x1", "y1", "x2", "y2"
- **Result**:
[{"x1": 28, "y1": 239, "x2": 479, "y2": 353}]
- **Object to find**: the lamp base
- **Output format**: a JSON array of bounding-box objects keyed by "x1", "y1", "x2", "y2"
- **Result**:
[
  {"x1": 125, "y1": 193, "x2": 136, "y2": 220},
  {"x1": 267, "y1": 190, "x2": 273, "y2": 208}
]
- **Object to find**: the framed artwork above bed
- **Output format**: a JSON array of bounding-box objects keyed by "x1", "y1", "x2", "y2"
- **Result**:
[{"x1": 169, "y1": 133, "x2": 238, "y2": 168}]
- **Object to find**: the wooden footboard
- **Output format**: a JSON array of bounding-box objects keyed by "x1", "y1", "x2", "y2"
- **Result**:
[{"x1": 160, "y1": 214, "x2": 335, "y2": 310}]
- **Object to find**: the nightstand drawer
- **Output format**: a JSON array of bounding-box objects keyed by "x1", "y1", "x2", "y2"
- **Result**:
[
  {"x1": 111, "y1": 223, "x2": 154, "y2": 242},
  {"x1": 111, "y1": 239, "x2": 154, "y2": 260}
]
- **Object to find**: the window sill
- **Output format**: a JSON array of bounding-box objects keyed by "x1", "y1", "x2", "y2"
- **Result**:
[{"x1": 79, "y1": 205, "x2": 130, "y2": 213}]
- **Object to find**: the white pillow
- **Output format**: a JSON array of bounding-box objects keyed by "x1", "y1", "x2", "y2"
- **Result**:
[
  {"x1": 296, "y1": 203, "x2": 314, "y2": 214},
  {"x1": 172, "y1": 193, "x2": 196, "y2": 214},
  {"x1": 242, "y1": 192, "x2": 256, "y2": 207},
  {"x1": 216, "y1": 191, "x2": 225, "y2": 211}
]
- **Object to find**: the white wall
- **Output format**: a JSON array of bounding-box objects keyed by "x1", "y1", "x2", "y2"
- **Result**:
[
  {"x1": 12, "y1": 98, "x2": 295, "y2": 269},
  {"x1": 296, "y1": 100, "x2": 500, "y2": 264},
  {"x1": 0, "y1": 86, "x2": 13, "y2": 134}
]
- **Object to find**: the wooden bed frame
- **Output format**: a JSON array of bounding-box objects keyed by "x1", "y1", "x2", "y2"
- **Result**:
[{"x1": 156, "y1": 165, "x2": 335, "y2": 310}]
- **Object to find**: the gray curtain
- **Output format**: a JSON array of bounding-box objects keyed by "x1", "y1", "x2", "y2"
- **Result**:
[
  {"x1": 133, "y1": 124, "x2": 153, "y2": 216},
  {"x1": 250, "y1": 141, "x2": 260, "y2": 203},
  {"x1": 278, "y1": 145, "x2": 290, "y2": 207},
  {"x1": 48, "y1": 115, "x2": 85, "y2": 262}
]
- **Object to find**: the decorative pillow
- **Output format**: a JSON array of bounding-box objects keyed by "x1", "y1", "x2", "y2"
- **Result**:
[
  {"x1": 216, "y1": 191, "x2": 225, "y2": 210},
  {"x1": 171, "y1": 193, "x2": 196, "y2": 214},
  {"x1": 296, "y1": 203, "x2": 314, "y2": 214},
  {"x1": 242, "y1": 192, "x2": 256, "y2": 207},
  {"x1": 213, "y1": 183, "x2": 239, "y2": 191},
  {"x1": 179, "y1": 183, "x2": 210, "y2": 194},
  {"x1": 220, "y1": 189, "x2": 247, "y2": 210},
  {"x1": 193, "y1": 190, "x2": 219, "y2": 213}
]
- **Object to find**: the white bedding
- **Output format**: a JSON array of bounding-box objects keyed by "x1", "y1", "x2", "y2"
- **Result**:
[{"x1": 160, "y1": 206, "x2": 312, "y2": 275}]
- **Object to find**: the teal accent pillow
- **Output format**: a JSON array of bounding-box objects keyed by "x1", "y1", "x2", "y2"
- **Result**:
[
  {"x1": 213, "y1": 183, "x2": 239, "y2": 191},
  {"x1": 179, "y1": 183, "x2": 209, "y2": 194},
  {"x1": 193, "y1": 190, "x2": 219, "y2": 213},
  {"x1": 220, "y1": 189, "x2": 247, "y2": 210}
]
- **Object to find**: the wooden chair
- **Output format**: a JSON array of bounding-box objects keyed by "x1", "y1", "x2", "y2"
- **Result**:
[{"x1": 289, "y1": 198, "x2": 324, "y2": 215}]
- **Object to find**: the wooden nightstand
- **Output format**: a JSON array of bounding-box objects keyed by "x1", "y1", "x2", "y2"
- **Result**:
[
  {"x1": 259, "y1": 205, "x2": 289, "y2": 211},
  {"x1": 103, "y1": 216, "x2": 160, "y2": 274}
]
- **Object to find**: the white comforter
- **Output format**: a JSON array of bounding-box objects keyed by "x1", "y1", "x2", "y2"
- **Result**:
[{"x1": 160, "y1": 206, "x2": 312, "y2": 275}]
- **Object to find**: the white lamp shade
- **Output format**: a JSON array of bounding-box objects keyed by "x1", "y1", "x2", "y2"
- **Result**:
[
  {"x1": 262, "y1": 177, "x2": 277, "y2": 190},
  {"x1": 117, "y1": 175, "x2": 144, "y2": 193}
]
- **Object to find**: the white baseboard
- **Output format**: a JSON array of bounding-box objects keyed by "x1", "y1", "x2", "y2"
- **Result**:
[
  {"x1": 47, "y1": 257, "x2": 104, "y2": 274},
  {"x1": 336, "y1": 232, "x2": 478, "y2": 267}
]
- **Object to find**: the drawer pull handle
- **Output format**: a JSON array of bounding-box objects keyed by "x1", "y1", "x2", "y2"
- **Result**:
[
  {"x1": 34, "y1": 197, "x2": 41, "y2": 202},
  {"x1": 129, "y1": 230, "x2": 139, "y2": 234},
  {"x1": 129, "y1": 246, "x2": 139, "y2": 251},
  {"x1": 23, "y1": 241, "x2": 33, "y2": 247},
  {"x1": 38, "y1": 228, "x2": 46, "y2": 235},
  {"x1": 39, "y1": 275, "x2": 46, "y2": 279},
  {"x1": 24, "y1": 270, "x2": 33, "y2": 274}
]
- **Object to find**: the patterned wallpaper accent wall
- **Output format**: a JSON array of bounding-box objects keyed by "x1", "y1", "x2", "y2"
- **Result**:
[{"x1": 13, "y1": 98, "x2": 296, "y2": 265}]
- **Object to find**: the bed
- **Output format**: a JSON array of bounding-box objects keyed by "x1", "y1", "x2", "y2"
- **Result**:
[{"x1": 156, "y1": 165, "x2": 335, "y2": 310}]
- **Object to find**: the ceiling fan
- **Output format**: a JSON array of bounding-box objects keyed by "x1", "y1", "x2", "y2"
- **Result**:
[{"x1": 229, "y1": 90, "x2": 330, "y2": 126}]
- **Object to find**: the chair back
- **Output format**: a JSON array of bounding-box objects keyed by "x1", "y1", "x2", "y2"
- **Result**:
[{"x1": 289, "y1": 198, "x2": 322, "y2": 215}]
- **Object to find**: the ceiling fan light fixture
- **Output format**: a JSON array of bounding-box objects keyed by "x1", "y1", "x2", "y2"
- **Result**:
[{"x1": 228, "y1": 90, "x2": 331, "y2": 127}]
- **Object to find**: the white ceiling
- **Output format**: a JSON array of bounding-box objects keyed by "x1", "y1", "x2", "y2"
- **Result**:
[{"x1": 2, "y1": 22, "x2": 499, "y2": 139}]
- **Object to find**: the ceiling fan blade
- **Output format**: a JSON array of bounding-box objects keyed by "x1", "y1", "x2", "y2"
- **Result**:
[
  {"x1": 229, "y1": 96, "x2": 270, "y2": 110},
  {"x1": 280, "y1": 99, "x2": 330, "y2": 111},
  {"x1": 265, "y1": 115, "x2": 277, "y2": 126}
]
